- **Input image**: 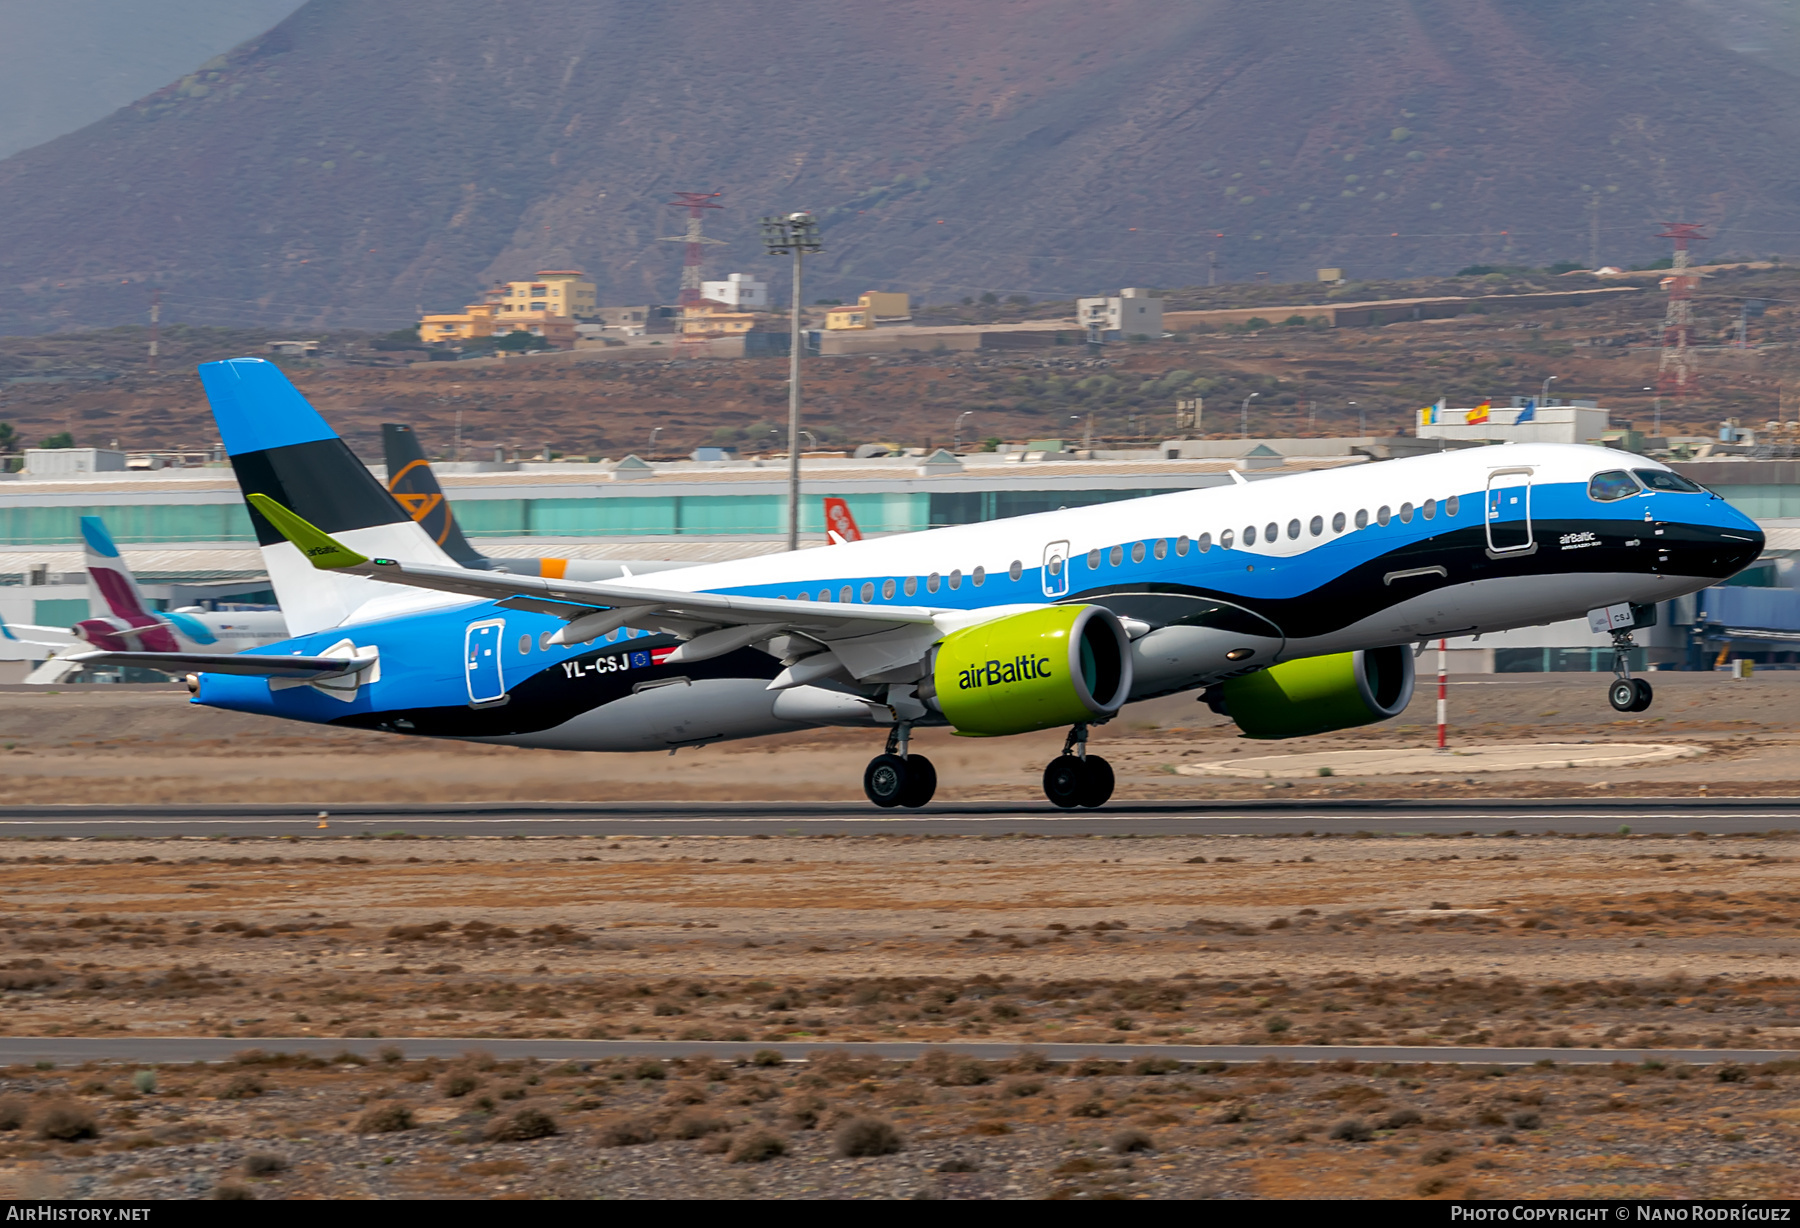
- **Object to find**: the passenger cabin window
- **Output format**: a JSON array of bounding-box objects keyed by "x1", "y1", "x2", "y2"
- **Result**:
[
  {"x1": 904, "y1": 576, "x2": 917, "y2": 597},
  {"x1": 1423, "y1": 498, "x2": 1436, "y2": 520},
  {"x1": 1446, "y1": 494, "x2": 1460, "y2": 517},
  {"x1": 1264, "y1": 521, "x2": 1278, "y2": 543},
  {"x1": 1176, "y1": 535, "x2": 1190, "y2": 556},
  {"x1": 861, "y1": 582, "x2": 876, "y2": 602},
  {"x1": 1243, "y1": 525, "x2": 1258, "y2": 546},
  {"x1": 1589, "y1": 470, "x2": 1640, "y2": 502},
  {"x1": 1633, "y1": 469, "x2": 1702, "y2": 493},
  {"x1": 1131, "y1": 542, "x2": 1146, "y2": 563},
  {"x1": 1153, "y1": 539, "x2": 1168, "y2": 560},
  {"x1": 1008, "y1": 560, "x2": 1023, "y2": 581},
  {"x1": 1220, "y1": 529, "x2": 1234, "y2": 549},
  {"x1": 1198, "y1": 532, "x2": 1212, "y2": 552},
  {"x1": 927, "y1": 573, "x2": 941, "y2": 593},
  {"x1": 972, "y1": 566, "x2": 986, "y2": 586},
  {"x1": 1109, "y1": 545, "x2": 1123, "y2": 566},
  {"x1": 1087, "y1": 549, "x2": 1102, "y2": 569},
  {"x1": 1376, "y1": 505, "x2": 1392, "y2": 526},
  {"x1": 1286, "y1": 519, "x2": 1301, "y2": 540},
  {"x1": 1399, "y1": 502, "x2": 1415, "y2": 524},
  {"x1": 839, "y1": 585, "x2": 853, "y2": 603},
  {"x1": 1332, "y1": 512, "x2": 1346, "y2": 533},
  {"x1": 1310, "y1": 515, "x2": 1323, "y2": 537},
  {"x1": 882, "y1": 579, "x2": 896, "y2": 599},
  {"x1": 949, "y1": 570, "x2": 962, "y2": 590}
]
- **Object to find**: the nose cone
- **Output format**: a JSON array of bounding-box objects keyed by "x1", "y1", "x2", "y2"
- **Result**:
[{"x1": 1700, "y1": 500, "x2": 1764, "y2": 580}]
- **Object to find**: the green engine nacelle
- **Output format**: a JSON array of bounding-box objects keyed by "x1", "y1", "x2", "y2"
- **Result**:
[
  {"x1": 1218, "y1": 646, "x2": 1414, "y2": 739},
  {"x1": 929, "y1": 604, "x2": 1133, "y2": 737}
]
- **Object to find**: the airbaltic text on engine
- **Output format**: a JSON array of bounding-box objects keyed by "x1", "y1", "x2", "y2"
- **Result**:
[{"x1": 958, "y1": 654, "x2": 1053, "y2": 689}]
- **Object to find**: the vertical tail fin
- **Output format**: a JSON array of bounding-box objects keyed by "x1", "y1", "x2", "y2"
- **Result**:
[
  {"x1": 823, "y1": 497, "x2": 863, "y2": 543},
  {"x1": 381, "y1": 423, "x2": 487, "y2": 567},
  {"x1": 80, "y1": 516, "x2": 151, "y2": 619},
  {"x1": 199, "y1": 358, "x2": 456, "y2": 635}
]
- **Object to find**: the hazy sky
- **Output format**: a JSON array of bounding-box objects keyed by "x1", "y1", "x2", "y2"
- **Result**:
[{"x1": 0, "y1": 0, "x2": 304, "y2": 160}]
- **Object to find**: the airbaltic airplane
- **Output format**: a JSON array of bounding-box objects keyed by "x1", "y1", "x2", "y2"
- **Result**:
[{"x1": 74, "y1": 358, "x2": 1762, "y2": 808}]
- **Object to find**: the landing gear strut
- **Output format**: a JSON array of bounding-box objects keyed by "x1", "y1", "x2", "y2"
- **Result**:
[
  {"x1": 1042, "y1": 724, "x2": 1115, "y2": 809},
  {"x1": 863, "y1": 723, "x2": 937, "y2": 808},
  {"x1": 1606, "y1": 629, "x2": 1653, "y2": 713}
]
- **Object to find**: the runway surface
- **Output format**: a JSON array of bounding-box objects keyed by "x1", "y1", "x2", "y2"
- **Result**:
[
  {"x1": 0, "y1": 1036, "x2": 1789, "y2": 1066},
  {"x1": 0, "y1": 798, "x2": 1793, "y2": 838}
]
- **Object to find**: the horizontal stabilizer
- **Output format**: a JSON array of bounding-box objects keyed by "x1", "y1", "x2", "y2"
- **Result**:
[{"x1": 66, "y1": 650, "x2": 376, "y2": 679}]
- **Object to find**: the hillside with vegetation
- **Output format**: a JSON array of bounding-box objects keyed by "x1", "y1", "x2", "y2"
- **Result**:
[{"x1": 0, "y1": 0, "x2": 1797, "y2": 335}]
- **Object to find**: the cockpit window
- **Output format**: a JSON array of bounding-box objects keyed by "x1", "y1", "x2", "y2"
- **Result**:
[
  {"x1": 1588, "y1": 470, "x2": 1640, "y2": 502},
  {"x1": 1633, "y1": 468, "x2": 1703, "y2": 494}
]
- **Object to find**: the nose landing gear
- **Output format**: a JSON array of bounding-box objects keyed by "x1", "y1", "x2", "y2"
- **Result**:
[
  {"x1": 1042, "y1": 724, "x2": 1115, "y2": 809},
  {"x1": 1606, "y1": 630, "x2": 1653, "y2": 713},
  {"x1": 862, "y1": 723, "x2": 937, "y2": 808}
]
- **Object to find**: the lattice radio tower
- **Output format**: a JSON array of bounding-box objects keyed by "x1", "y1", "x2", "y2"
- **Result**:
[
  {"x1": 1655, "y1": 222, "x2": 1707, "y2": 400},
  {"x1": 661, "y1": 191, "x2": 725, "y2": 306}
]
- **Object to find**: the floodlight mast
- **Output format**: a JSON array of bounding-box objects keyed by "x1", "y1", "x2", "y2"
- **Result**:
[{"x1": 761, "y1": 212, "x2": 823, "y2": 551}]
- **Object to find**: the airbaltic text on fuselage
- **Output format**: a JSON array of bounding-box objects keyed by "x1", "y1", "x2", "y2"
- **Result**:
[{"x1": 958, "y1": 655, "x2": 1054, "y2": 690}]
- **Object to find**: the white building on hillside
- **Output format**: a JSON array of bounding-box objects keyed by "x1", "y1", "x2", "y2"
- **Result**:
[
  {"x1": 1076, "y1": 287, "x2": 1163, "y2": 340},
  {"x1": 700, "y1": 273, "x2": 769, "y2": 310}
]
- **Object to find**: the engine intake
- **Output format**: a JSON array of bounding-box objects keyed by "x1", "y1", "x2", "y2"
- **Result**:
[
  {"x1": 928, "y1": 605, "x2": 1132, "y2": 736},
  {"x1": 1215, "y1": 646, "x2": 1414, "y2": 739}
]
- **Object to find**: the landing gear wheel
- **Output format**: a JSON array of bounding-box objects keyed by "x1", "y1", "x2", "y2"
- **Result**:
[
  {"x1": 863, "y1": 753, "x2": 910, "y2": 808},
  {"x1": 1607, "y1": 678, "x2": 1638, "y2": 712},
  {"x1": 898, "y1": 755, "x2": 937, "y2": 808},
  {"x1": 1076, "y1": 755, "x2": 1115, "y2": 808},
  {"x1": 1629, "y1": 678, "x2": 1654, "y2": 713},
  {"x1": 1043, "y1": 756, "x2": 1085, "y2": 809}
]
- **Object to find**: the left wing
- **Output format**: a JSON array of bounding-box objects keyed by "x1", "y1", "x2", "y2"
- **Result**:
[
  {"x1": 248, "y1": 493, "x2": 986, "y2": 684},
  {"x1": 65, "y1": 650, "x2": 376, "y2": 679}
]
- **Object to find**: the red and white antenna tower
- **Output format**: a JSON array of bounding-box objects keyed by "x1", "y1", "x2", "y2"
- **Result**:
[
  {"x1": 1655, "y1": 222, "x2": 1707, "y2": 401},
  {"x1": 661, "y1": 191, "x2": 725, "y2": 308}
]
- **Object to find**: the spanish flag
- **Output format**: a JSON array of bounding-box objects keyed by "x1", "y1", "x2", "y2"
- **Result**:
[{"x1": 1466, "y1": 401, "x2": 1491, "y2": 425}]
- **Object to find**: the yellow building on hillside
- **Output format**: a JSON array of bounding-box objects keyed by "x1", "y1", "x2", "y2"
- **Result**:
[
  {"x1": 823, "y1": 290, "x2": 911, "y2": 330},
  {"x1": 491, "y1": 270, "x2": 595, "y2": 321},
  {"x1": 419, "y1": 270, "x2": 594, "y2": 348},
  {"x1": 679, "y1": 299, "x2": 759, "y2": 337}
]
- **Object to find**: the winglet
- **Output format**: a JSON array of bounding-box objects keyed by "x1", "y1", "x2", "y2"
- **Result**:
[{"x1": 246, "y1": 493, "x2": 371, "y2": 569}]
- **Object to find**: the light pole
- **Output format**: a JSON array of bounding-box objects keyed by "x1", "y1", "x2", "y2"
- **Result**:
[
  {"x1": 760, "y1": 211, "x2": 823, "y2": 551},
  {"x1": 1644, "y1": 385, "x2": 1660, "y2": 436},
  {"x1": 953, "y1": 410, "x2": 973, "y2": 453},
  {"x1": 647, "y1": 426, "x2": 662, "y2": 455},
  {"x1": 1350, "y1": 400, "x2": 1361, "y2": 435},
  {"x1": 1541, "y1": 374, "x2": 1559, "y2": 406},
  {"x1": 1240, "y1": 392, "x2": 1259, "y2": 439}
]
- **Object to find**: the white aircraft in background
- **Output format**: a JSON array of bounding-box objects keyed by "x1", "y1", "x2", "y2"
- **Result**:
[{"x1": 4, "y1": 515, "x2": 286, "y2": 683}]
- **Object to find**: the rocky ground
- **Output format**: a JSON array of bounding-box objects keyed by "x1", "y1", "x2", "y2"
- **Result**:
[{"x1": 0, "y1": 1048, "x2": 1795, "y2": 1201}]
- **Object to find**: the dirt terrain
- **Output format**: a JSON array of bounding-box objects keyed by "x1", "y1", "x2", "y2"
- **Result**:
[
  {"x1": 0, "y1": 829, "x2": 1789, "y2": 1198},
  {"x1": 0, "y1": 670, "x2": 1792, "y2": 804},
  {"x1": 0, "y1": 673, "x2": 1788, "y2": 1198}
]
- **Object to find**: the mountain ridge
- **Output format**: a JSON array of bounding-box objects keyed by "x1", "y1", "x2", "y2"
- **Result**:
[{"x1": 1, "y1": 0, "x2": 1798, "y2": 334}]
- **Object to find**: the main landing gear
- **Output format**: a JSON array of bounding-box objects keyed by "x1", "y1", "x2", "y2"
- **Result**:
[
  {"x1": 1607, "y1": 629, "x2": 1654, "y2": 713},
  {"x1": 1042, "y1": 724, "x2": 1115, "y2": 809},
  {"x1": 863, "y1": 724, "x2": 937, "y2": 809}
]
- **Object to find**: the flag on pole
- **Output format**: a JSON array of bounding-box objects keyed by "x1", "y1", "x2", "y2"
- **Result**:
[
  {"x1": 1515, "y1": 397, "x2": 1537, "y2": 424},
  {"x1": 1466, "y1": 401, "x2": 1491, "y2": 425},
  {"x1": 1419, "y1": 404, "x2": 1435, "y2": 428}
]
